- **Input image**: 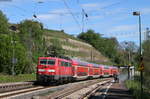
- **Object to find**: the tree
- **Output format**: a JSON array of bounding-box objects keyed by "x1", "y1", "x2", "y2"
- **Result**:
[
  {"x1": 19, "y1": 20, "x2": 45, "y2": 55},
  {"x1": 18, "y1": 20, "x2": 45, "y2": 73},
  {"x1": 120, "y1": 41, "x2": 138, "y2": 52},
  {"x1": 119, "y1": 41, "x2": 138, "y2": 66},
  {"x1": 0, "y1": 10, "x2": 9, "y2": 34},
  {"x1": 77, "y1": 29, "x2": 120, "y2": 64},
  {"x1": 77, "y1": 29, "x2": 100, "y2": 47},
  {"x1": 142, "y1": 40, "x2": 150, "y2": 88},
  {"x1": 0, "y1": 34, "x2": 29, "y2": 75},
  {"x1": 46, "y1": 39, "x2": 65, "y2": 57}
]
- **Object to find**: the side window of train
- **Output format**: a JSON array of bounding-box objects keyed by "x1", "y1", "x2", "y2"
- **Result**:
[
  {"x1": 65, "y1": 62, "x2": 68, "y2": 67},
  {"x1": 68, "y1": 62, "x2": 72, "y2": 67},
  {"x1": 60, "y1": 61, "x2": 71, "y2": 67},
  {"x1": 66, "y1": 62, "x2": 71, "y2": 67},
  {"x1": 59, "y1": 61, "x2": 61, "y2": 66},
  {"x1": 61, "y1": 61, "x2": 65, "y2": 66}
]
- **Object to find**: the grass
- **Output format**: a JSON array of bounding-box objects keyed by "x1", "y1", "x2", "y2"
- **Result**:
[
  {"x1": 61, "y1": 41, "x2": 78, "y2": 48},
  {"x1": 0, "y1": 73, "x2": 36, "y2": 83},
  {"x1": 43, "y1": 28, "x2": 111, "y2": 65},
  {"x1": 125, "y1": 76, "x2": 150, "y2": 99},
  {"x1": 44, "y1": 29, "x2": 80, "y2": 41}
]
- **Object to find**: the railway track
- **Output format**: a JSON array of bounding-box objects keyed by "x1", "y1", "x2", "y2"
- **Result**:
[
  {"x1": 39, "y1": 78, "x2": 113, "y2": 99},
  {"x1": 0, "y1": 86, "x2": 44, "y2": 98},
  {"x1": 0, "y1": 78, "x2": 113, "y2": 99},
  {"x1": 0, "y1": 81, "x2": 70, "y2": 99},
  {"x1": 0, "y1": 81, "x2": 34, "y2": 93}
]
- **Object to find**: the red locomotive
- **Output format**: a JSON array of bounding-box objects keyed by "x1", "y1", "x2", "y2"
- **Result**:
[{"x1": 37, "y1": 57, "x2": 119, "y2": 83}]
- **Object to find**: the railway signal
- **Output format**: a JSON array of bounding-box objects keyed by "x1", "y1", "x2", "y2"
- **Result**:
[{"x1": 138, "y1": 57, "x2": 144, "y2": 71}]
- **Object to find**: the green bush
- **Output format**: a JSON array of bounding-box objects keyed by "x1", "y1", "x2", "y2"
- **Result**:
[
  {"x1": 0, "y1": 74, "x2": 36, "y2": 83},
  {"x1": 126, "y1": 76, "x2": 150, "y2": 99}
]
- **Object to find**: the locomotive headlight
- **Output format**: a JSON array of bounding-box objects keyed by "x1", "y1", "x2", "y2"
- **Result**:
[
  {"x1": 47, "y1": 69, "x2": 55, "y2": 72},
  {"x1": 38, "y1": 69, "x2": 45, "y2": 72}
]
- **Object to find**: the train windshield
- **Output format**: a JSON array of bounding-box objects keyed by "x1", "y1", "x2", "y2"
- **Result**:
[
  {"x1": 104, "y1": 66, "x2": 109, "y2": 69},
  {"x1": 40, "y1": 59, "x2": 55, "y2": 65}
]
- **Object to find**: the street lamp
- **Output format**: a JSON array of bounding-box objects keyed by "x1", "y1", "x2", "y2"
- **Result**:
[
  {"x1": 133, "y1": 12, "x2": 142, "y2": 55},
  {"x1": 133, "y1": 11, "x2": 143, "y2": 99}
]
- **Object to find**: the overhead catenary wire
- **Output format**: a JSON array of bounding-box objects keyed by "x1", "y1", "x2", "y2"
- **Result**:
[
  {"x1": 74, "y1": 0, "x2": 89, "y2": 32},
  {"x1": 1, "y1": 3, "x2": 40, "y2": 20},
  {"x1": 1, "y1": 4, "x2": 28, "y2": 17},
  {"x1": 81, "y1": 9, "x2": 89, "y2": 32},
  {"x1": 76, "y1": 0, "x2": 128, "y2": 33},
  {"x1": 62, "y1": 0, "x2": 82, "y2": 31}
]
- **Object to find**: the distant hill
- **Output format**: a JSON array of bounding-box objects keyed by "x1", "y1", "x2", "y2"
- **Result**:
[{"x1": 43, "y1": 29, "x2": 111, "y2": 64}]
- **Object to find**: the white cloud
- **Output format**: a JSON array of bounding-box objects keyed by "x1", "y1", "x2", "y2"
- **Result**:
[
  {"x1": 88, "y1": 15, "x2": 104, "y2": 20},
  {"x1": 105, "y1": 8, "x2": 127, "y2": 15},
  {"x1": 108, "y1": 25, "x2": 137, "y2": 32},
  {"x1": 49, "y1": 8, "x2": 71, "y2": 14},
  {"x1": 81, "y1": 2, "x2": 110, "y2": 11},
  {"x1": 81, "y1": 3, "x2": 99, "y2": 8},
  {"x1": 37, "y1": 8, "x2": 70, "y2": 20},
  {"x1": 33, "y1": 0, "x2": 61, "y2": 3},
  {"x1": 141, "y1": 8, "x2": 150, "y2": 15},
  {"x1": 37, "y1": 14, "x2": 56, "y2": 20},
  {"x1": 81, "y1": 1, "x2": 122, "y2": 12}
]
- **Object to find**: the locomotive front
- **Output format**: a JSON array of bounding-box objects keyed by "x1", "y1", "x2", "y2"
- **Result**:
[{"x1": 37, "y1": 57, "x2": 57, "y2": 83}]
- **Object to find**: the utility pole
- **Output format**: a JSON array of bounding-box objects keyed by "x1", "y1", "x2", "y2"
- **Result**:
[
  {"x1": 146, "y1": 27, "x2": 150, "y2": 41},
  {"x1": 10, "y1": 25, "x2": 17, "y2": 75},
  {"x1": 91, "y1": 50, "x2": 93, "y2": 62},
  {"x1": 128, "y1": 50, "x2": 131, "y2": 79},
  {"x1": 82, "y1": 9, "x2": 84, "y2": 33},
  {"x1": 133, "y1": 11, "x2": 144, "y2": 99},
  {"x1": 82, "y1": 9, "x2": 88, "y2": 33},
  {"x1": 12, "y1": 34, "x2": 16, "y2": 75},
  {"x1": 125, "y1": 42, "x2": 130, "y2": 79}
]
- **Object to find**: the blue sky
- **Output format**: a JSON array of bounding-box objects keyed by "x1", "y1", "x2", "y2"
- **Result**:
[{"x1": 0, "y1": 0, "x2": 150, "y2": 44}]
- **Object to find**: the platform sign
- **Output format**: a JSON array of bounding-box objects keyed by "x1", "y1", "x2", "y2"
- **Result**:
[{"x1": 138, "y1": 61, "x2": 144, "y2": 71}]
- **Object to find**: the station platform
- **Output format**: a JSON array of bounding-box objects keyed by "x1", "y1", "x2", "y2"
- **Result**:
[{"x1": 89, "y1": 81, "x2": 133, "y2": 99}]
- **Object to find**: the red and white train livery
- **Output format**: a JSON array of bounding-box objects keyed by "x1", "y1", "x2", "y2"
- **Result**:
[{"x1": 37, "y1": 57, "x2": 119, "y2": 83}]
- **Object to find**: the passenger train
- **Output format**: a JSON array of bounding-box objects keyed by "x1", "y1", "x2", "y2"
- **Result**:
[{"x1": 37, "y1": 56, "x2": 119, "y2": 83}]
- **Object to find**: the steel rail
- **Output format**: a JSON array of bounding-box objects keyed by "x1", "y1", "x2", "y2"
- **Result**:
[
  {"x1": 48, "y1": 78, "x2": 112, "y2": 99},
  {"x1": 0, "y1": 81, "x2": 34, "y2": 93}
]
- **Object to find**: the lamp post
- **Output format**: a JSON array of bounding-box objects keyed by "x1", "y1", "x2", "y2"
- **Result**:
[
  {"x1": 133, "y1": 11, "x2": 143, "y2": 99},
  {"x1": 125, "y1": 42, "x2": 131, "y2": 79},
  {"x1": 10, "y1": 25, "x2": 17, "y2": 75}
]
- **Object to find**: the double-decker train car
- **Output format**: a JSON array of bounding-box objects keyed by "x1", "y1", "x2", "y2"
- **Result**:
[
  {"x1": 110, "y1": 66, "x2": 119, "y2": 76},
  {"x1": 91, "y1": 63, "x2": 102, "y2": 78},
  {"x1": 101, "y1": 65, "x2": 112, "y2": 77},
  {"x1": 72, "y1": 59, "x2": 90, "y2": 80},
  {"x1": 37, "y1": 56, "x2": 119, "y2": 84}
]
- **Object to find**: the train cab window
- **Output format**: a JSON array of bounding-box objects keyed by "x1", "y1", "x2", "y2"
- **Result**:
[
  {"x1": 104, "y1": 66, "x2": 109, "y2": 69},
  {"x1": 47, "y1": 60, "x2": 55, "y2": 65},
  {"x1": 40, "y1": 59, "x2": 55, "y2": 65},
  {"x1": 40, "y1": 59, "x2": 47, "y2": 65}
]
